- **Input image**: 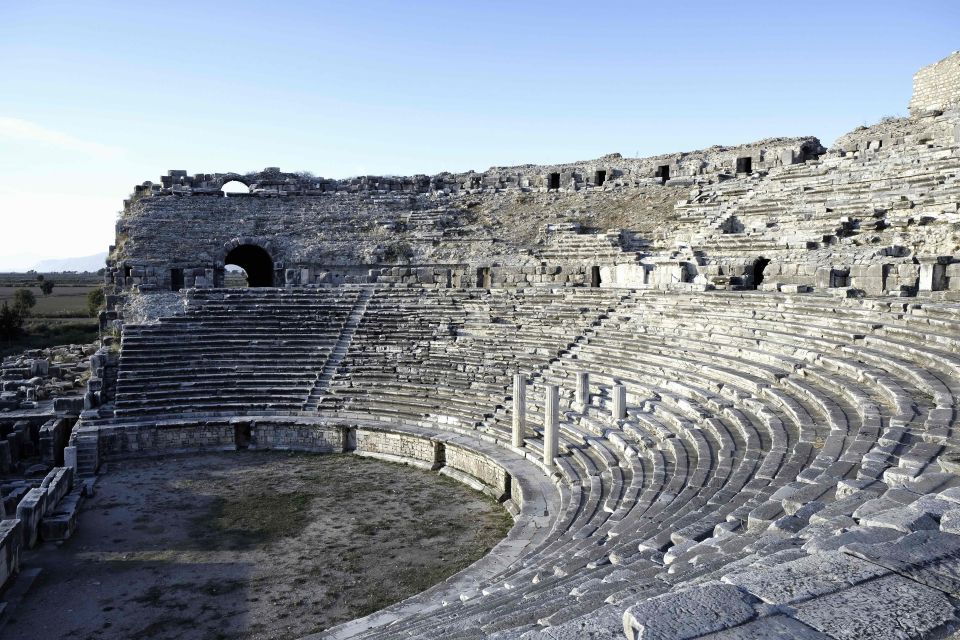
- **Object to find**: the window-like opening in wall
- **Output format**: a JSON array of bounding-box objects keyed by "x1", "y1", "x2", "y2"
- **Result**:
[
  {"x1": 735, "y1": 157, "x2": 752, "y2": 174},
  {"x1": 224, "y1": 244, "x2": 274, "y2": 287},
  {"x1": 221, "y1": 180, "x2": 250, "y2": 196},
  {"x1": 590, "y1": 266, "x2": 601, "y2": 288},
  {"x1": 548, "y1": 173, "x2": 560, "y2": 190},
  {"x1": 122, "y1": 265, "x2": 132, "y2": 279},
  {"x1": 223, "y1": 266, "x2": 247, "y2": 288},
  {"x1": 170, "y1": 268, "x2": 184, "y2": 292},
  {"x1": 655, "y1": 165, "x2": 670, "y2": 182},
  {"x1": 594, "y1": 170, "x2": 606, "y2": 186},
  {"x1": 476, "y1": 267, "x2": 492, "y2": 288},
  {"x1": 753, "y1": 257, "x2": 770, "y2": 287},
  {"x1": 234, "y1": 423, "x2": 251, "y2": 449}
]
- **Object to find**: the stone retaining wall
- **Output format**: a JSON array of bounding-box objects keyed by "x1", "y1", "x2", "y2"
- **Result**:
[
  {"x1": 97, "y1": 419, "x2": 346, "y2": 460},
  {"x1": 444, "y1": 443, "x2": 510, "y2": 500},
  {"x1": 355, "y1": 427, "x2": 439, "y2": 468}
]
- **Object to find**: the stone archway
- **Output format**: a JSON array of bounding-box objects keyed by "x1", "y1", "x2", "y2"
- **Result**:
[
  {"x1": 753, "y1": 257, "x2": 771, "y2": 288},
  {"x1": 224, "y1": 243, "x2": 275, "y2": 287}
]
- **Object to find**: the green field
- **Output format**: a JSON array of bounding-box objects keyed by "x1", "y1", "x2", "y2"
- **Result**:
[{"x1": 0, "y1": 272, "x2": 102, "y2": 357}]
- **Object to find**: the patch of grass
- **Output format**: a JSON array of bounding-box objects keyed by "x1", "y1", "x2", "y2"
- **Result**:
[
  {"x1": 0, "y1": 284, "x2": 100, "y2": 317},
  {"x1": 357, "y1": 519, "x2": 392, "y2": 536},
  {"x1": 191, "y1": 491, "x2": 314, "y2": 550}
]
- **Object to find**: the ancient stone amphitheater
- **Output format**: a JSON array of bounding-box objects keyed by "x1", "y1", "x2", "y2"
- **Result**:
[{"x1": 57, "y1": 52, "x2": 960, "y2": 638}]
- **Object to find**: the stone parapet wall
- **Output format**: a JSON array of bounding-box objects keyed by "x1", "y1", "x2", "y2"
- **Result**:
[
  {"x1": 444, "y1": 443, "x2": 510, "y2": 500},
  {"x1": 96, "y1": 418, "x2": 346, "y2": 461},
  {"x1": 355, "y1": 426, "x2": 439, "y2": 468},
  {"x1": 910, "y1": 52, "x2": 960, "y2": 114}
]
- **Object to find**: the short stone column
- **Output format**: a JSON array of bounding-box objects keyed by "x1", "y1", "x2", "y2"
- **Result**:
[
  {"x1": 576, "y1": 372, "x2": 590, "y2": 406},
  {"x1": 512, "y1": 373, "x2": 526, "y2": 448},
  {"x1": 543, "y1": 384, "x2": 559, "y2": 468},
  {"x1": 612, "y1": 384, "x2": 627, "y2": 420}
]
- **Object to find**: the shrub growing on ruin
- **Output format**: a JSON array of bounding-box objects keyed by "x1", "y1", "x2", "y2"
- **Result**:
[
  {"x1": 86, "y1": 287, "x2": 105, "y2": 317},
  {"x1": 382, "y1": 241, "x2": 414, "y2": 263}
]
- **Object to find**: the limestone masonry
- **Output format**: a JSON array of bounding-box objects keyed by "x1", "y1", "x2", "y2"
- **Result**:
[
  {"x1": 8, "y1": 53, "x2": 960, "y2": 639},
  {"x1": 911, "y1": 51, "x2": 960, "y2": 115}
]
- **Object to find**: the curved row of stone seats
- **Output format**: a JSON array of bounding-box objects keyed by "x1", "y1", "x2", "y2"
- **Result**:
[
  {"x1": 553, "y1": 292, "x2": 960, "y2": 639},
  {"x1": 330, "y1": 304, "x2": 764, "y2": 637},
  {"x1": 627, "y1": 293, "x2": 954, "y2": 472},
  {"x1": 114, "y1": 288, "x2": 363, "y2": 417},
  {"x1": 97, "y1": 285, "x2": 960, "y2": 639},
  {"x1": 300, "y1": 293, "x2": 655, "y2": 637},
  {"x1": 323, "y1": 287, "x2": 624, "y2": 434},
  {"x1": 667, "y1": 136, "x2": 960, "y2": 254},
  {"x1": 322, "y1": 289, "x2": 960, "y2": 640}
]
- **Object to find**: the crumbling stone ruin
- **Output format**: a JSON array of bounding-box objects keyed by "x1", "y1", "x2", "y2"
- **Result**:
[
  {"x1": 0, "y1": 344, "x2": 94, "y2": 606},
  {"x1": 7, "y1": 52, "x2": 960, "y2": 639}
]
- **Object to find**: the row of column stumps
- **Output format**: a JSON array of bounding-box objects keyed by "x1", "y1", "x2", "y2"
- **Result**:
[{"x1": 512, "y1": 371, "x2": 627, "y2": 471}]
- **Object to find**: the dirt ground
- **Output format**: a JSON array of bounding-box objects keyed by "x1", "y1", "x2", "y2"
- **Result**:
[{"x1": 4, "y1": 451, "x2": 513, "y2": 640}]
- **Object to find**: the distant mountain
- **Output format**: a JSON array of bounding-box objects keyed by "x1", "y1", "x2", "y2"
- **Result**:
[{"x1": 32, "y1": 252, "x2": 108, "y2": 273}]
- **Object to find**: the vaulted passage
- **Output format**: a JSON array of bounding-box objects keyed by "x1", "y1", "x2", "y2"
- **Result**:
[
  {"x1": 753, "y1": 257, "x2": 770, "y2": 287},
  {"x1": 225, "y1": 245, "x2": 274, "y2": 287}
]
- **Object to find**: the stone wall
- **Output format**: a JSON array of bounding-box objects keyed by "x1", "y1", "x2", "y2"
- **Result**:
[
  {"x1": 910, "y1": 51, "x2": 960, "y2": 114},
  {"x1": 106, "y1": 137, "x2": 822, "y2": 294},
  {"x1": 101, "y1": 52, "x2": 960, "y2": 302},
  {"x1": 355, "y1": 427, "x2": 439, "y2": 468},
  {"x1": 97, "y1": 419, "x2": 346, "y2": 460},
  {"x1": 444, "y1": 443, "x2": 510, "y2": 500}
]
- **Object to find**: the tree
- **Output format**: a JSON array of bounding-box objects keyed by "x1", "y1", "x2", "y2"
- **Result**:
[
  {"x1": 12, "y1": 288, "x2": 36, "y2": 318},
  {"x1": 40, "y1": 280, "x2": 55, "y2": 295},
  {"x1": 86, "y1": 287, "x2": 105, "y2": 317},
  {"x1": 0, "y1": 302, "x2": 19, "y2": 341}
]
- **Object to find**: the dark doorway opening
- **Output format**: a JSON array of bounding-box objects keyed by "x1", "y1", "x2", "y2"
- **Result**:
[
  {"x1": 655, "y1": 165, "x2": 670, "y2": 182},
  {"x1": 548, "y1": 173, "x2": 560, "y2": 190},
  {"x1": 234, "y1": 423, "x2": 251, "y2": 449},
  {"x1": 736, "y1": 157, "x2": 753, "y2": 174},
  {"x1": 170, "y1": 268, "x2": 184, "y2": 292},
  {"x1": 753, "y1": 257, "x2": 770, "y2": 287},
  {"x1": 594, "y1": 170, "x2": 606, "y2": 187},
  {"x1": 225, "y1": 244, "x2": 274, "y2": 287},
  {"x1": 590, "y1": 266, "x2": 601, "y2": 288},
  {"x1": 477, "y1": 267, "x2": 492, "y2": 288}
]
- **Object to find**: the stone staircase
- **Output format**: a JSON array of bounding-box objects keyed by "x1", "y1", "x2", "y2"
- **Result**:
[{"x1": 303, "y1": 286, "x2": 373, "y2": 411}]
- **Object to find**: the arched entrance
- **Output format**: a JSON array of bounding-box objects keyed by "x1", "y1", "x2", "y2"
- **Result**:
[
  {"x1": 225, "y1": 244, "x2": 274, "y2": 287},
  {"x1": 221, "y1": 180, "x2": 250, "y2": 196},
  {"x1": 753, "y1": 257, "x2": 771, "y2": 288}
]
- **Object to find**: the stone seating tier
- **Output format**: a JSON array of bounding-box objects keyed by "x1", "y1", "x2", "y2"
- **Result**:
[{"x1": 83, "y1": 286, "x2": 960, "y2": 640}]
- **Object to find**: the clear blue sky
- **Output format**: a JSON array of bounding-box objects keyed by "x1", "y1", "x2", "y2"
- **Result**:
[{"x1": 0, "y1": 0, "x2": 957, "y2": 269}]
